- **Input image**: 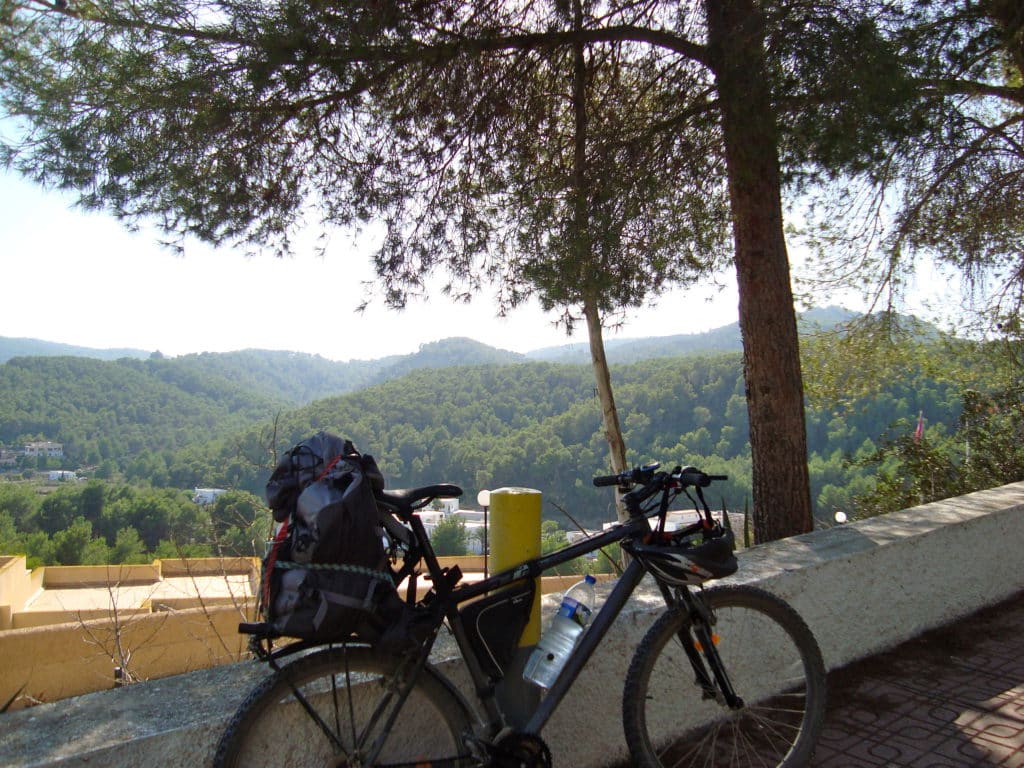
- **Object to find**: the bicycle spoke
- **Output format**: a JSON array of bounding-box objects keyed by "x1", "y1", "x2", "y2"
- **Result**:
[
  {"x1": 343, "y1": 648, "x2": 356, "y2": 749},
  {"x1": 214, "y1": 647, "x2": 474, "y2": 768},
  {"x1": 283, "y1": 673, "x2": 348, "y2": 756},
  {"x1": 624, "y1": 586, "x2": 825, "y2": 768}
]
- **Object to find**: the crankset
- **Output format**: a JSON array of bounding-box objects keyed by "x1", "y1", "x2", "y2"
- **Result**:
[{"x1": 488, "y1": 732, "x2": 552, "y2": 768}]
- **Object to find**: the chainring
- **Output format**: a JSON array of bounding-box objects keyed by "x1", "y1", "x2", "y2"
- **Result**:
[{"x1": 489, "y1": 732, "x2": 553, "y2": 768}]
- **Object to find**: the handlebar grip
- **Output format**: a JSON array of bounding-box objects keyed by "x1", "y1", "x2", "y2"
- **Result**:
[
  {"x1": 678, "y1": 469, "x2": 728, "y2": 487},
  {"x1": 593, "y1": 474, "x2": 621, "y2": 487}
]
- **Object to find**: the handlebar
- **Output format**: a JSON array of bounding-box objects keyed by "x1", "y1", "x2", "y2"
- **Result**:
[
  {"x1": 593, "y1": 463, "x2": 727, "y2": 490},
  {"x1": 593, "y1": 463, "x2": 728, "y2": 525},
  {"x1": 593, "y1": 462, "x2": 660, "y2": 487}
]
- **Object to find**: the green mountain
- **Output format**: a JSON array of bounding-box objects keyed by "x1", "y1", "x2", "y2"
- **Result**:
[
  {"x1": 198, "y1": 349, "x2": 961, "y2": 528},
  {"x1": 167, "y1": 338, "x2": 525, "y2": 404},
  {"x1": 0, "y1": 337, "x2": 526, "y2": 405},
  {"x1": 0, "y1": 308, "x2": 968, "y2": 535},
  {"x1": 0, "y1": 337, "x2": 529, "y2": 468},
  {"x1": 2, "y1": 305, "x2": 930, "y2": 486},
  {"x1": 0, "y1": 355, "x2": 285, "y2": 465}
]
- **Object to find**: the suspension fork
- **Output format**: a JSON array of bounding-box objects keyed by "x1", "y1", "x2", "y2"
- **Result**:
[{"x1": 658, "y1": 584, "x2": 744, "y2": 709}]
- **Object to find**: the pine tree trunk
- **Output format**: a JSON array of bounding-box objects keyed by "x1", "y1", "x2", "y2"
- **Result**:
[
  {"x1": 584, "y1": 298, "x2": 629, "y2": 521},
  {"x1": 569, "y1": 6, "x2": 628, "y2": 522},
  {"x1": 706, "y1": 0, "x2": 813, "y2": 541}
]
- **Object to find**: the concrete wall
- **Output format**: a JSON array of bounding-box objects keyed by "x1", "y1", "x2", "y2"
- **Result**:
[
  {"x1": 41, "y1": 563, "x2": 163, "y2": 588},
  {"x1": 0, "y1": 553, "x2": 605, "y2": 710},
  {"x1": 0, "y1": 558, "x2": 261, "y2": 707},
  {"x1": 0, "y1": 602, "x2": 256, "y2": 707},
  {"x1": 0, "y1": 557, "x2": 38, "y2": 631},
  {"x1": 0, "y1": 482, "x2": 1022, "y2": 767}
]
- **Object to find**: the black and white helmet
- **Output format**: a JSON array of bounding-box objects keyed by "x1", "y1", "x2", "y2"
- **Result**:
[{"x1": 631, "y1": 528, "x2": 738, "y2": 586}]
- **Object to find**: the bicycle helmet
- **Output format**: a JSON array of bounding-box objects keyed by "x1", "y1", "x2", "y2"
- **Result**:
[{"x1": 630, "y1": 528, "x2": 738, "y2": 586}]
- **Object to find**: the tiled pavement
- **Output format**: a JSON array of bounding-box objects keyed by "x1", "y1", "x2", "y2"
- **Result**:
[{"x1": 812, "y1": 591, "x2": 1024, "y2": 767}]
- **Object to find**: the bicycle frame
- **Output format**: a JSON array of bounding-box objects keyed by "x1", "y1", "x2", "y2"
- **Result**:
[
  {"x1": 251, "y1": 471, "x2": 735, "y2": 760},
  {"x1": 408, "y1": 509, "x2": 657, "y2": 736},
  {"x1": 222, "y1": 465, "x2": 828, "y2": 768}
]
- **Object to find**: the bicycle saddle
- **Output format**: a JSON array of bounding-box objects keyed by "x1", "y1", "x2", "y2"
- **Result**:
[{"x1": 375, "y1": 484, "x2": 464, "y2": 511}]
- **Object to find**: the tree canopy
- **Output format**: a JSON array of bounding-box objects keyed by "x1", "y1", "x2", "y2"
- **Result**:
[
  {"x1": 0, "y1": 0, "x2": 938, "y2": 541},
  {"x1": 796, "y1": 0, "x2": 1024, "y2": 327}
]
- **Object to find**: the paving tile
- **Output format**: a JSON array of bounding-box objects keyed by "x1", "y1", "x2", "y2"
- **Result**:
[
  {"x1": 924, "y1": 734, "x2": 997, "y2": 766},
  {"x1": 809, "y1": 591, "x2": 1024, "y2": 768},
  {"x1": 613, "y1": 592, "x2": 1024, "y2": 768},
  {"x1": 813, "y1": 750, "x2": 888, "y2": 768}
]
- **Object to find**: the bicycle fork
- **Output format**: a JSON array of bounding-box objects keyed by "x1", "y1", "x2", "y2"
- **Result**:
[{"x1": 663, "y1": 586, "x2": 745, "y2": 710}]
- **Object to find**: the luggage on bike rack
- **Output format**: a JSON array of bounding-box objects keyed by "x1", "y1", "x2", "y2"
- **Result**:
[{"x1": 258, "y1": 432, "x2": 408, "y2": 645}]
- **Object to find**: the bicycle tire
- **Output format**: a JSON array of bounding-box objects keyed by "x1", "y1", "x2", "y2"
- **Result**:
[
  {"x1": 622, "y1": 585, "x2": 826, "y2": 768},
  {"x1": 213, "y1": 645, "x2": 478, "y2": 768}
]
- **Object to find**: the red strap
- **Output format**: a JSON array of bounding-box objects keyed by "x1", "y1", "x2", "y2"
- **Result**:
[
  {"x1": 317, "y1": 453, "x2": 347, "y2": 480},
  {"x1": 262, "y1": 452, "x2": 352, "y2": 611}
]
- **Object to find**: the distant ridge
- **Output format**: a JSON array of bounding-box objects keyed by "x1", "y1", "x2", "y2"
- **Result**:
[
  {"x1": 0, "y1": 336, "x2": 150, "y2": 363},
  {"x1": 525, "y1": 306, "x2": 859, "y2": 364},
  {"x1": 0, "y1": 306, "x2": 866, "y2": 399}
]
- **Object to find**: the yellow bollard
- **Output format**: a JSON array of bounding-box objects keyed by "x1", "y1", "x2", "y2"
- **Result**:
[
  {"x1": 487, "y1": 486, "x2": 542, "y2": 726},
  {"x1": 488, "y1": 486, "x2": 542, "y2": 646}
]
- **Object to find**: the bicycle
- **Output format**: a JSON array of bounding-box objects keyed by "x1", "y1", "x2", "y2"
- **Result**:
[{"x1": 214, "y1": 463, "x2": 826, "y2": 768}]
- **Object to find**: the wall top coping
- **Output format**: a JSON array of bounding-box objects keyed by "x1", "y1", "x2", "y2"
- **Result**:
[{"x1": 727, "y1": 482, "x2": 1024, "y2": 585}]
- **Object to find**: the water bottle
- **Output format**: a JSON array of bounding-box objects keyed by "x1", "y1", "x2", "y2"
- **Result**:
[{"x1": 523, "y1": 574, "x2": 597, "y2": 688}]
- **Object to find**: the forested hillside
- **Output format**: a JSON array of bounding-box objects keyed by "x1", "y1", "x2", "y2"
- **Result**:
[
  {"x1": 5, "y1": 313, "x2": 1005, "y2": 568},
  {"x1": 166, "y1": 338, "x2": 526, "y2": 404},
  {"x1": 0, "y1": 306, "x2": 857, "y2": 396},
  {"x1": 0, "y1": 338, "x2": 530, "y2": 470},
  {"x1": 0, "y1": 336, "x2": 527, "y2": 407},
  {"x1": 0, "y1": 355, "x2": 285, "y2": 468},
  {"x1": 2, "y1": 345, "x2": 965, "y2": 522},
  {"x1": 189, "y1": 353, "x2": 963, "y2": 529}
]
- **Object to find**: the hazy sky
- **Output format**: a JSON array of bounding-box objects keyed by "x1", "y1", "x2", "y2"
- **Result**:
[{"x1": 1, "y1": 172, "x2": 745, "y2": 361}]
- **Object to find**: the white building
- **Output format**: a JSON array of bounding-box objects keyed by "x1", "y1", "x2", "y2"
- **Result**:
[
  {"x1": 419, "y1": 504, "x2": 489, "y2": 555},
  {"x1": 598, "y1": 509, "x2": 727, "y2": 535},
  {"x1": 192, "y1": 488, "x2": 227, "y2": 505},
  {"x1": 24, "y1": 441, "x2": 63, "y2": 458}
]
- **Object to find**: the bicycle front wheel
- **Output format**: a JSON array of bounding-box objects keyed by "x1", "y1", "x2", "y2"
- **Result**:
[
  {"x1": 623, "y1": 585, "x2": 826, "y2": 768},
  {"x1": 214, "y1": 645, "x2": 477, "y2": 768}
]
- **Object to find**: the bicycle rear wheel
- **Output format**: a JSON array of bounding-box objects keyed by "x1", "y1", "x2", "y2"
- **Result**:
[
  {"x1": 622, "y1": 585, "x2": 826, "y2": 768},
  {"x1": 214, "y1": 645, "x2": 477, "y2": 768}
]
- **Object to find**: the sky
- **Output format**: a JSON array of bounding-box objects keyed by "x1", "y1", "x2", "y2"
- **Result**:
[
  {"x1": 1, "y1": 172, "x2": 747, "y2": 362},
  {"x1": 3, "y1": 168, "x2": 965, "y2": 362}
]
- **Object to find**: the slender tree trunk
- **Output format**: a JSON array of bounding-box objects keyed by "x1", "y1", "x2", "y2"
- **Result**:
[
  {"x1": 585, "y1": 297, "x2": 628, "y2": 508},
  {"x1": 568, "y1": 0, "x2": 627, "y2": 519},
  {"x1": 706, "y1": 0, "x2": 813, "y2": 541}
]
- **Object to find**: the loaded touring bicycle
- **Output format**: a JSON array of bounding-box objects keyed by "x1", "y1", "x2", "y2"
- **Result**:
[{"x1": 215, "y1": 432, "x2": 826, "y2": 768}]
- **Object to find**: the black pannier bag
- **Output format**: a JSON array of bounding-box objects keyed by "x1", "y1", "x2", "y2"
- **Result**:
[{"x1": 260, "y1": 432, "x2": 406, "y2": 644}]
